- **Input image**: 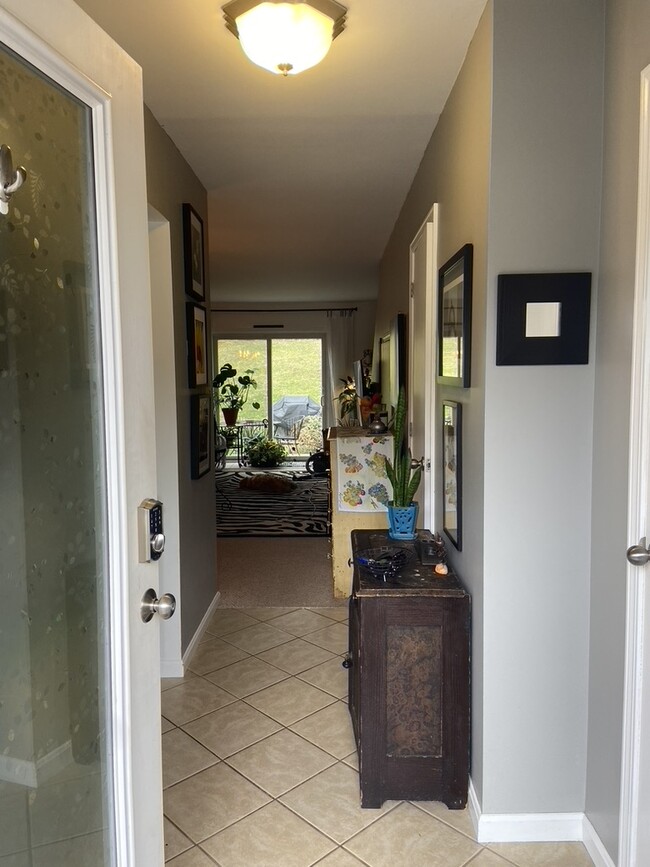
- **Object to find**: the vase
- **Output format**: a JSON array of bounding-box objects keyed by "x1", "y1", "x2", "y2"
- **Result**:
[
  {"x1": 387, "y1": 501, "x2": 419, "y2": 541},
  {"x1": 221, "y1": 407, "x2": 239, "y2": 426}
]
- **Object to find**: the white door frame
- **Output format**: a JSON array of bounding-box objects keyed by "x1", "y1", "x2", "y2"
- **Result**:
[
  {"x1": 619, "y1": 62, "x2": 650, "y2": 867},
  {"x1": 1, "y1": 2, "x2": 164, "y2": 863},
  {"x1": 408, "y1": 205, "x2": 439, "y2": 529},
  {"x1": 149, "y1": 210, "x2": 183, "y2": 678}
]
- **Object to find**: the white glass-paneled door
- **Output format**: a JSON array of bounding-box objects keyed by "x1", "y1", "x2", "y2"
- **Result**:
[{"x1": 0, "y1": 5, "x2": 164, "y2": 866}]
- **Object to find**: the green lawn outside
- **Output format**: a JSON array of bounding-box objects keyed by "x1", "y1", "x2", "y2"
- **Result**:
[{"x1": 213, "y1": 337, "x2": 324, "y2": 454}]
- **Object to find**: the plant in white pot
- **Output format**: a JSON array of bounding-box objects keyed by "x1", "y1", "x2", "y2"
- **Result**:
[{"x1": 385, "y1": 386, "x2": 423, "y2": 540}]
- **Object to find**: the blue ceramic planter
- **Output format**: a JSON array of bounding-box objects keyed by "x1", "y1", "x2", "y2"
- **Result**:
[{"x1": 387, "y1": 502, "x2": 419, "y2": 541}]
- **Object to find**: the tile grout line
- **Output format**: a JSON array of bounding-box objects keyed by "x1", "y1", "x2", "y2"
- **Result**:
[
  {"x1": 164, "y1": 609, "x2": 367, "y2": 862},
  {"x1": 165, "y1": 720, "x2": 346, "y2": 794},
  {"x1": 164, "y1": 660, "x2": 353, "y2": 792},
  {"x1": 181, "y1": 756, "x2": 408, "y2": 864},
  {"x1": 166, "y1": 607, "x2": 516, "y2": 867}
]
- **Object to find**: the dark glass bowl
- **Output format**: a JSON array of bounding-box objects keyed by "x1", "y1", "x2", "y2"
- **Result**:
[{"x1": 354, "y1": 546, "x2": 414, "y2": 580}]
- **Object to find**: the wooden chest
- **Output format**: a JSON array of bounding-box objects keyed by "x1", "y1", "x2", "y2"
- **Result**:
[{"x1": 347, "y1": 529, "x2": 471, "y2": 809}]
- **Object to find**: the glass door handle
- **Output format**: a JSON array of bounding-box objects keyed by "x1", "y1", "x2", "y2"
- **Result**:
[{"x1": 140, "y1": 589, "x2": 176, "y2": 622}]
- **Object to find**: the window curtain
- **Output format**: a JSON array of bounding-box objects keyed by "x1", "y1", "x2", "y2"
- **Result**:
[{"x1": 324, "y1": 309, "x2": 355, "y2": 428}]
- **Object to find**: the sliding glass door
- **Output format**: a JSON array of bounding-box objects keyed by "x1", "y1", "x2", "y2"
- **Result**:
[{"x1": 214, "y1": 337, "x2": 323, "y2": 457}]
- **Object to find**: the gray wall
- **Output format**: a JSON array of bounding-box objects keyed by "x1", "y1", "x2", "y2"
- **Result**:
[
  {"x1": 376, "y1": 0, "x2": 606, "y2": 817},
  {"x1": 144, "y1": 107, "x2": 217, "y2": 651},
  {"x1": 483, "y1": 0, "x2": 603, "y2": 813},
  {"x1": 375, "y1": 2, "x2": 493, "y2": 799},
  {"x1": 586, "y1": 0, "x2": 650, "y2": 858}
]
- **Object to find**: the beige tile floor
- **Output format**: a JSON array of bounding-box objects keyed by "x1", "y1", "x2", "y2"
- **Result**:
[{"x1": 162, "y1": 607, "x2": 594, "y2": 867}]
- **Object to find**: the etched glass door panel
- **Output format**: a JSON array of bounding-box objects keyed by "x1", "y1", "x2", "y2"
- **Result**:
[{"x1": 0, "y1": 43, "x2": 112, "y2": 866}]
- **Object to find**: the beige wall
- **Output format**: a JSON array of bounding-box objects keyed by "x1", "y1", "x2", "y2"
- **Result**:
[
  {"x1": 144, "y1": 107, "x2": 217, "y2": 652},
  {"x1": 586, "y1": 0, "x2": 650, "y2": 857},
  {"x1": 212, "y1": 300, "x2": 376, "y2": 364}
]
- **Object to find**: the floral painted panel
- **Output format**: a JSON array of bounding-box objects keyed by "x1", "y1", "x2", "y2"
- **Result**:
[
  {"x1": 0, "y1": 43, "x2": 109, "y2": 864},
  {"x1": 336, "y1": 435, "x2": 393, "y2": 512},
  {"x1": 386, "y1": 624, "x2": 443, "y2": 758}
]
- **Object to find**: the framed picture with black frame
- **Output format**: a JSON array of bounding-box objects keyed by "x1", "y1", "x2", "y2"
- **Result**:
[
  {"x1": 442, "y1": 400, "x2": 462, "y2": 550},
  {"x1": 190, "y1": 392, "x2": 211, "y2": 479},
  {"x1": 496, "y1": 272, "x2": 591, "y2": 365},
  {"x1": 187, "y1": 302, "x2": 208, "y2": 388},
  {"x1": 438, "y1": 244, "x2": 473, "y2": 387},
  {"x1": 182, "y1": 203, "x2": 205, "y2": 301},
  {"x1": 377, "y1": 314, "x2": 407, "y2": 417}
]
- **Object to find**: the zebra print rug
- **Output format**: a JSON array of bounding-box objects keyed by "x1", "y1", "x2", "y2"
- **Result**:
[{"x1": 215, "y1": 470, "x2": 329, "y2": 537}]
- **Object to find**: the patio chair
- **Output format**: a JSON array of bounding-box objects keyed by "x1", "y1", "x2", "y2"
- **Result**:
[{"x1": 272, "y1": 395, "x2": 321, "y2": 450}]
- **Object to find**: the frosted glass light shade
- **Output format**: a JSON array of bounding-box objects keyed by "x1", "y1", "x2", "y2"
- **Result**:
[{"x1": 236, "y1": 2, "x2": 334, "y2": 75}]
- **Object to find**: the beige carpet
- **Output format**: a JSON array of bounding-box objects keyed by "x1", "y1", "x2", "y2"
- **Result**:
[{"x1": 216, "y1": 536, "x2": 348, "y2": 608}]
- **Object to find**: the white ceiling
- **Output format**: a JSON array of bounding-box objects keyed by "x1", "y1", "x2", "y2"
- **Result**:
[{"x1": 74, "y1": 0, "x2": 486, "y2": 302}]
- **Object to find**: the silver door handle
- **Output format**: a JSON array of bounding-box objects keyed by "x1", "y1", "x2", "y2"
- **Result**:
[
  {"x1": 627, "y1": 538, "x2": 650, "y2": 566},
  {"x1": 140, "y1": 588, "x2": 176, "y2": 622}
]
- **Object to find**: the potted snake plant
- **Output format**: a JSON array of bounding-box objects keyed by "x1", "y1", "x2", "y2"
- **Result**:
[{"x1": 385, "y1": 386, "x2": 423, "y2": 540}]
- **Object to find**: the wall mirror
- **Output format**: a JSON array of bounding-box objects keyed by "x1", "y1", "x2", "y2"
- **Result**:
[
  {"x1": 438, "y1": 244, "x2": 473, "y2": 387},
  {"x1": 442, "y1": 400, "x2": 462, "y2": 550}
]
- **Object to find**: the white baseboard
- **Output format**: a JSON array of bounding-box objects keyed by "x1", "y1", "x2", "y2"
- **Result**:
[
  {"x1": 469, "y1": 775, "x2": 614, "y2": 864},
  {"x1": 0, "y1": 754, "x2": 37, "y2": 787},
  {"x1": 181, "y1": 591, "x2": 221, "y2": 672},
  {"x1": 36, "y1": 739, "x2": 73, "y2": 784},
  {"x1": 0, "y1": 739, "x2": 73, "y2": 788},
  {"x1": 582, "y1": 815, "x2": 617, "y2": 867},
  {"x1": 160, "y1": 655, "x2": 184, "y2": 678},
  {"x1": 468, "y1": 777, "x2": 481, "y2": 838},
  {"x1": 477, "y1": 811, "x2": 584, "y2": 843}
]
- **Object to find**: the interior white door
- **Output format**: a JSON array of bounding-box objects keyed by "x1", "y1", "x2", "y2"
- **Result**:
[
  {"x1": 0, "y1": 4, "x2": 164, "y2": 865},
  {"x1": 620, "y1": 63, "x2": 650, "y2": 867},
  {"x1": 408, "y1": 207, "x2": 438, "y2": 530}
]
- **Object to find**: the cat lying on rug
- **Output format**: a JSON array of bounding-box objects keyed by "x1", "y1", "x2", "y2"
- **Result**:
[{"x1": 239, "y1": 474, "x2": 296, "y2": 494}]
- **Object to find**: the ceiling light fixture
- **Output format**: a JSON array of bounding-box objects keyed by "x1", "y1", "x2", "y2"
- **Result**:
[{"x1": 222, "y1": 0, "x2": 347, "y2": 76}]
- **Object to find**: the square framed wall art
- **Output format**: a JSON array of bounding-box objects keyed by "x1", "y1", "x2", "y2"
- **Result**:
[{"x1": 496, "y1": 272, "x2": 591, "y2": 365}]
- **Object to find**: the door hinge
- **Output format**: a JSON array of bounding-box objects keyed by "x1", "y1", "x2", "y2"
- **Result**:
[{"x1": 410, "y1": 283, "x2": 415, "y2": 298}]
